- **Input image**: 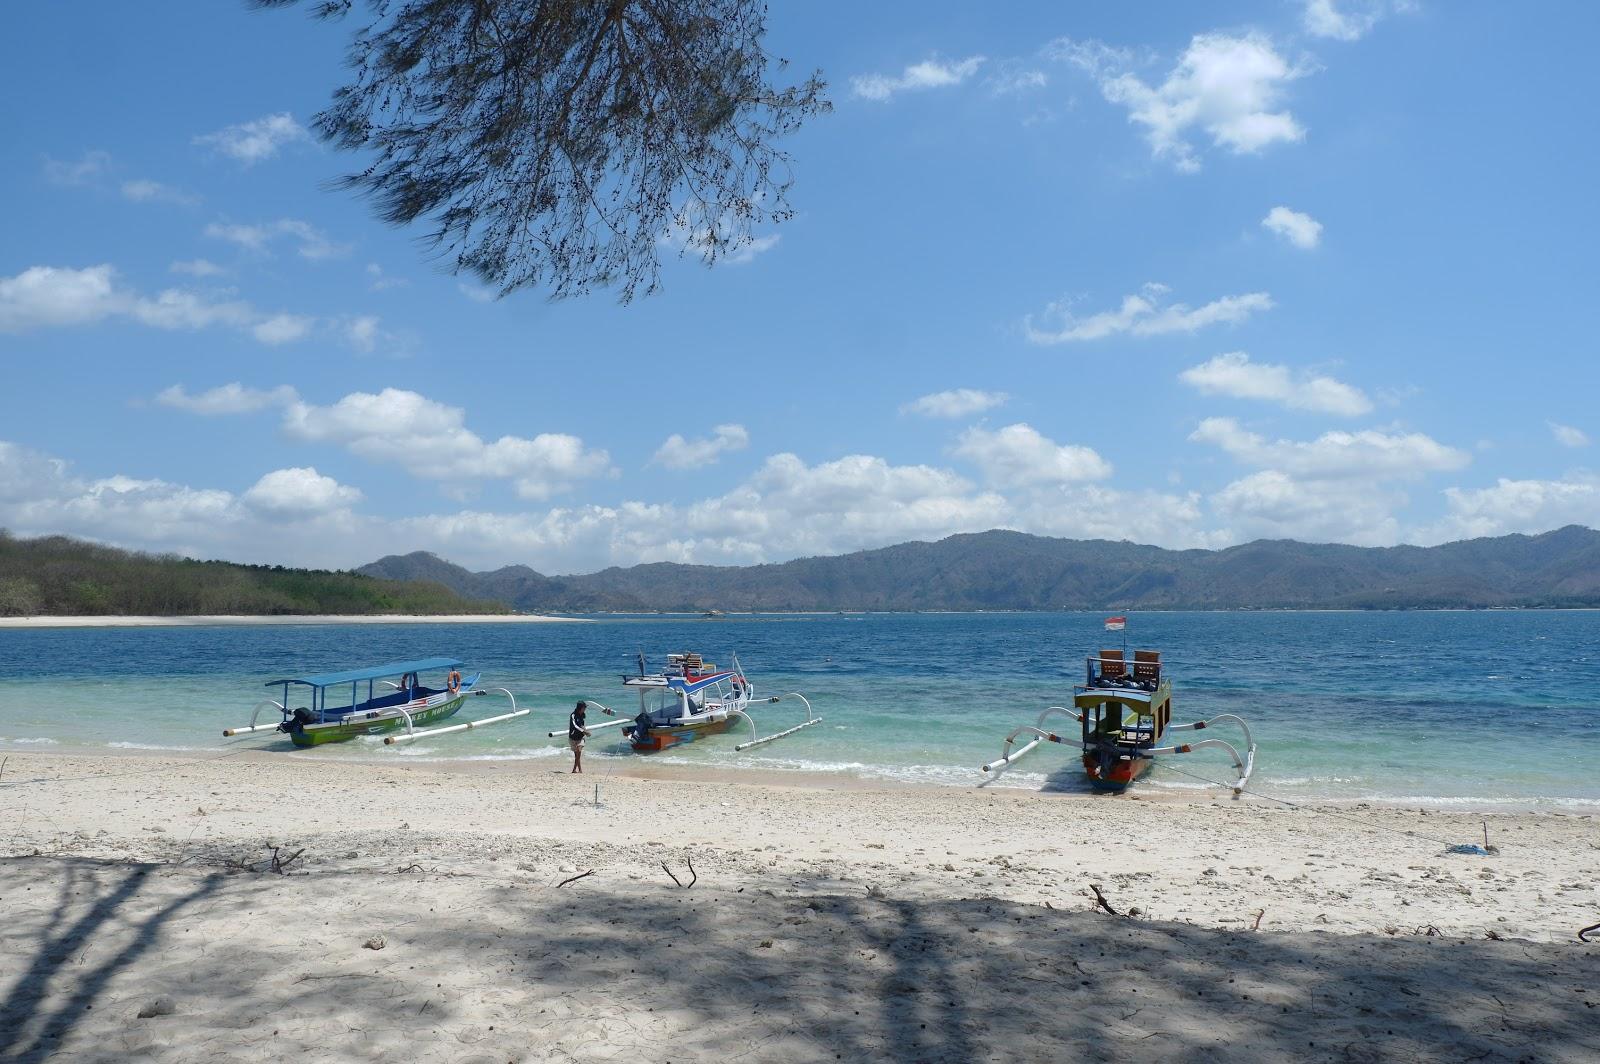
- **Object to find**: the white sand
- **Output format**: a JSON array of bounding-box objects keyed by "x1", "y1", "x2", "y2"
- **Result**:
[
  {"x1": 0, "y1": 613, "x2": 576, "y2": 628},
  {"x1": 2, "y1": 750, "x2": 1597, "y2": 1062}
]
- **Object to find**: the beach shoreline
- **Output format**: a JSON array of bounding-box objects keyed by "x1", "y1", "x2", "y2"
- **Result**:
[
  {"x1": 0, "y1": 613, "x2": 578, "y2": 628},
  {"x1": 3, "y1": 748, "x2": 1597, "y2": 1062}
]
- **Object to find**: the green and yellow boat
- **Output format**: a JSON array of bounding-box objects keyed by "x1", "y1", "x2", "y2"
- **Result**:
[{"x1": 224, "y1": 657, "x2": 519, "y2": 748}]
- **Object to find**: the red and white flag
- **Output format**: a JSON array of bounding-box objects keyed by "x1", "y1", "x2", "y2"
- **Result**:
[{"x1": 1103, "y1": 616, "x2": 1126, "y2": 631}]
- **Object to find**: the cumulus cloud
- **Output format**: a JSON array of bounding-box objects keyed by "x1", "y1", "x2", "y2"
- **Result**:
[
  {"x1": 1210, "y1": 470, "x2": 1404, "y2": 545},
  {"x1": 1025, "y1": 283, "x2": 1272, "y2": 345},
  {"x1": 204, "y1": 219, "x2": 349, "y2": 260},
  {"x1": 0, "y1": 264, "x2": 122, "y2": 331},
  {"x1": 156, "y1": 383, "x2": 299, "y2": 416},
  {"x1": 0, "y1": 263, "x2": 334, "y2": 347},
  {"x1": 243, "y1": 467, "x2": 362, "y2": 514},
  {"x1": 1058, "y1": 33, "x2": 1306, "y2": 171},
  {"x1": 656, "y1": 201, "x2": 781, "y2": 267},
  {"x1": 651, "y1": 424, "x2": 750, "y2": 471},
  {"x1": 952, "y1": 424, "x2": 1111, "y2": 489},
  {"x1": 1303, "y1": 0, "x2": 1410, "y2": 41},
  {"x1": 1262, "y1": 206, "x2": 1323, "y2": 249},
  {"x1": 281, "y1": 389, "x2": 613, "y2": 500},
  {"x1": 851, "y1": 55, "x2": 986, "y2": 101},
  {"x1": 1550, "y1": 422, "x2": 1590, "y2": 448},
  {"x1": 193, "y1": 112, "x2": 308, "y2": 165},
  {"x1": 902, "y1": 389, "x2": 1009, "y2": 419},
  {"x1": 1422, "y1": 475, "x2": 1600, "y2": 543},
  {"x1": 1191, "y1": 417, "x2": 1469, "y2": 480},
  {"x1": 1180, "y1": 352, "x2": 1371, "y2": 416}
]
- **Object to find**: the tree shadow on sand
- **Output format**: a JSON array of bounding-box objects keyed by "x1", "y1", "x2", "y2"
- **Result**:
[{"x1": 4, "y1": 850, "x2": 1599, "y2": 1063}]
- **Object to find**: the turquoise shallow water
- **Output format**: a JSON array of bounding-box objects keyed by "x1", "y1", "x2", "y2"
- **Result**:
[{"x1": 2, "y1": 611, "x2": 1598, "y2": 808}]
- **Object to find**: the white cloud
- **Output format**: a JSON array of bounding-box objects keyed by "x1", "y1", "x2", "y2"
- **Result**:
[
  {"x1": 1025, "y1": 283, "x2": 1272, "y2": 344},
  {"x1": 988, "y1": 62, "x2": 1048, "y2": 96},
  {"x1": 1191, "y1": 417, "x2": 1470, "y2": 479},
  {"x1": 156, "y1": 383, "x2": 299, "y2": 416},
  {"x1": 281, "y1": 389, "x2": 613, "y2": 499},
  {"x1": 651, "y1": 424, "x2": 750, "y2": 471},
  {"x1": 1303, "y1": 0, "x2": 1410, "y2": 41},
  {"x1": 0, "y1": 263, "x2": 319, "y2": 347},
  {"x1": 42, "y1": 150, "x2": 111, "y2": 187},
  {"x1": 902, "y1": 389, "x2": 1009, "y2": 419},
  {"x1": 657, "y1": 202, "x2": 781, "y2": 267},
  {"x1": 204, "y1": 219, "x2": 349, "y2": 260},
  {"x1": 1422, "y1": 475, "x2": 1600, "y2": 543},
  {"x1": 243, "y1": 467, "x2": 362, "y2": 515},
  {"x1": 1180, "y1": 352, "x2": 1371, "y2": 416},
  {"x1": 194, "y1": 112, "x2": 308, "y2": 165},
  {"x1": 952, "y1": 424, "x2": 1111, "y2": 489},
  {"x1": 121, "y1": 179, "x2": 198, "y2": 206},
  {"x1": 1262, "y1": 206, "x2": 1323, "y2": 249},
  {"x1": 1011, "y1": 484, "x2": 1221, "y2": 549},
  {"x1": 458, "y1": 282, "x2": 497, "y2": 303},
  {"x1": 851, "y1": 55, "x2": 986, "y2": 102},
  {"x1": 343, "y1": 315, "x2": 381, "y2": 353},
  {"x1": 1550, "y1": 422, "x2": 1590, "y2": 448},
  {"x1": 366, "y1": 263, "x2": 408, "y2": 292},
  {"x1": 0, "y1": 264, "x2": 121, "y2": 331},
  {"x1": 169, "y1": 259, "x2": 226, "y2": 277},
  {"x1": 1210, "y1": 470, "x2": 1403, "y2": 545},
  {"x1": 1069, "y1": 33, "x2": 1306, "y2": 172},
  {"x1": 251, "y1": 313, "x2": 315, "y2": 345}
]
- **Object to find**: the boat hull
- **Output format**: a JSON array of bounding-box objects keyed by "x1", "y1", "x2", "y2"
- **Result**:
[
  {"x1": 289, "y1": 695, "x2": 465, "y2": 747},
  {"x1": 1082, "y1": 750, "x2": 1151, "y2": 793},
  {"x1": 627, "y1": 717, "x2": 733, "y2": 752}
]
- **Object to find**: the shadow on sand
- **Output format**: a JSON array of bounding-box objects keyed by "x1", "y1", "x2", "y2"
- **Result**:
[{"x1": 1, "y1": 852, "x2": 1597, "y2": 1062}]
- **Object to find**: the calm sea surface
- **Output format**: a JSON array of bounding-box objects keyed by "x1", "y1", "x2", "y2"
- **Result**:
[{"x1": 2, "y1": 612, "x2": 1597, "y2": 808}]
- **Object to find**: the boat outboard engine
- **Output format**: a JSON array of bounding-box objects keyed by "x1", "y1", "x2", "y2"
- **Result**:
[{"x1": 279, "y1": 707, "x2": 315, "y2": 736}]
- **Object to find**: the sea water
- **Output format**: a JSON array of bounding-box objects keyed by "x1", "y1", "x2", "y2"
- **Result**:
[{"x1": 2, "y1": 611, "x2": 1597, "y2": 809}]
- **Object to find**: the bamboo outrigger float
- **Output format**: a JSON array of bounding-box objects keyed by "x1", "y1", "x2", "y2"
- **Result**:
[
  {"x1": 223, "y1": 657, "x2": 524, "y2": 748},
  {"x1": 550, "y1": 651, "x2": 819, "y2": 753},
  {"x1": 982, "y1": 648, "x2": 1257, "y2": 794}
]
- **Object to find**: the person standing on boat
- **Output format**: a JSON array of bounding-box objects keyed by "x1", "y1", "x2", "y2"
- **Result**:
[{"x1": 568, "y1": 701, "x2": 591, "y2": 773}]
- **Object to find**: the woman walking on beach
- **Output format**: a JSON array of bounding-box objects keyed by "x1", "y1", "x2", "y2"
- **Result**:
[{"x1": 568, "y1": 701, "x2": 590, "y2": 773}]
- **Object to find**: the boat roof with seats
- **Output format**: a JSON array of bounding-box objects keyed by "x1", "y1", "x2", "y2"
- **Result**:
[{"x1": 266, "y1": 657, "x2": 465, "y2": 689}]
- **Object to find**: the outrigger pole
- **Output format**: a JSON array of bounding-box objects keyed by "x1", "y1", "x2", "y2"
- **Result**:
[
  {"x1": 223, "y1": 700, "x2": 288, "y2": 737},
  {"x1": 545, "y1": 700, "x2": 632, "y2": 738},
  {"x1": 384, "y1": 688, "x2": 524, "y2": 745},
  {"x1": 732, "y1": 692, "x2": 822, "y2": 751},
  {"x1": 981, "y1": 706, "x2": 1084, "y2": 772}
]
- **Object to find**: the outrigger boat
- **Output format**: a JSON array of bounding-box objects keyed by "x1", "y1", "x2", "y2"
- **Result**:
[
  {"x1": 550, "y1": 651, "x2": 819, "y2": 753},
  {"x1": 223, "y1": 656, "x2": 524, "y2": 748},
  {"x1": 981, "y1": 648, "x2": 1257, "y2": 794}
]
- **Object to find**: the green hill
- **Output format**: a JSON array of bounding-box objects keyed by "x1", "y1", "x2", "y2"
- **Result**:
[
  {"x1": 0, "y1": 531, "x2": 511, "y2": 617},
  {"x1": 359, "y1": 525, "x2": 1600, "y2": 612}
]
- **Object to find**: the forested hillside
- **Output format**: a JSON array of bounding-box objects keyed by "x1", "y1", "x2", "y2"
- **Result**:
[
  {"x1": 360, "y1": 525, "x2": 1600, "y2": 612},
  {"x1": 0, "y1": 532, "x2": 510, "y2": 616}
]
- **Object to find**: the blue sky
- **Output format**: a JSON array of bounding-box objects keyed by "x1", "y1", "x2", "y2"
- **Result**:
[{"x1": 2, "y1": 1, "x2": 1597, "y2": 573}]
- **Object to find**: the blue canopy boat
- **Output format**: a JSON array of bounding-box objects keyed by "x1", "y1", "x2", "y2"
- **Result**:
[{"x1": 224, "y1": 656, "x2": 522, "y2": 748}]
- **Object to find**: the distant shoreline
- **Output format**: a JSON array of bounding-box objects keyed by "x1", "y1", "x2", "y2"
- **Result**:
[{"x1": 0, "y1": 613, "x2": 578, "y2": 629}]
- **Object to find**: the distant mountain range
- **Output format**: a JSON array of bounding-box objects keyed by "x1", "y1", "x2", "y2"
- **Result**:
[{"x1": 357, "y1": 525, "x2": 1600, "y2": 612}]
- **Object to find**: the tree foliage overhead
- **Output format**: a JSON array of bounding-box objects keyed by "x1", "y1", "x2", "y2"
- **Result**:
[{"x1": 261, "y1": 0, "x2": 829, "y2": 300}]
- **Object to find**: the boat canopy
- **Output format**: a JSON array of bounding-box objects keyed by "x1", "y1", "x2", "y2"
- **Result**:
[{"x1": 265, "y1": 657, "x2": 464, "y2": 689}]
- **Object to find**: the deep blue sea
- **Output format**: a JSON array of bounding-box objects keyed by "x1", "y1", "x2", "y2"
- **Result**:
[{"x1": 2, "y1": 612, "x2": 1598, "y2": 808}]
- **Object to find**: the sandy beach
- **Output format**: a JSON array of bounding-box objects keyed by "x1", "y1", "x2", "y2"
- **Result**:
[
  {"x1": 0, "y1": 614, "x2": 577, "y2": 629},
  {"x1": 2, "y1": 750, "x2": 1597, "y2": 1062}
]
